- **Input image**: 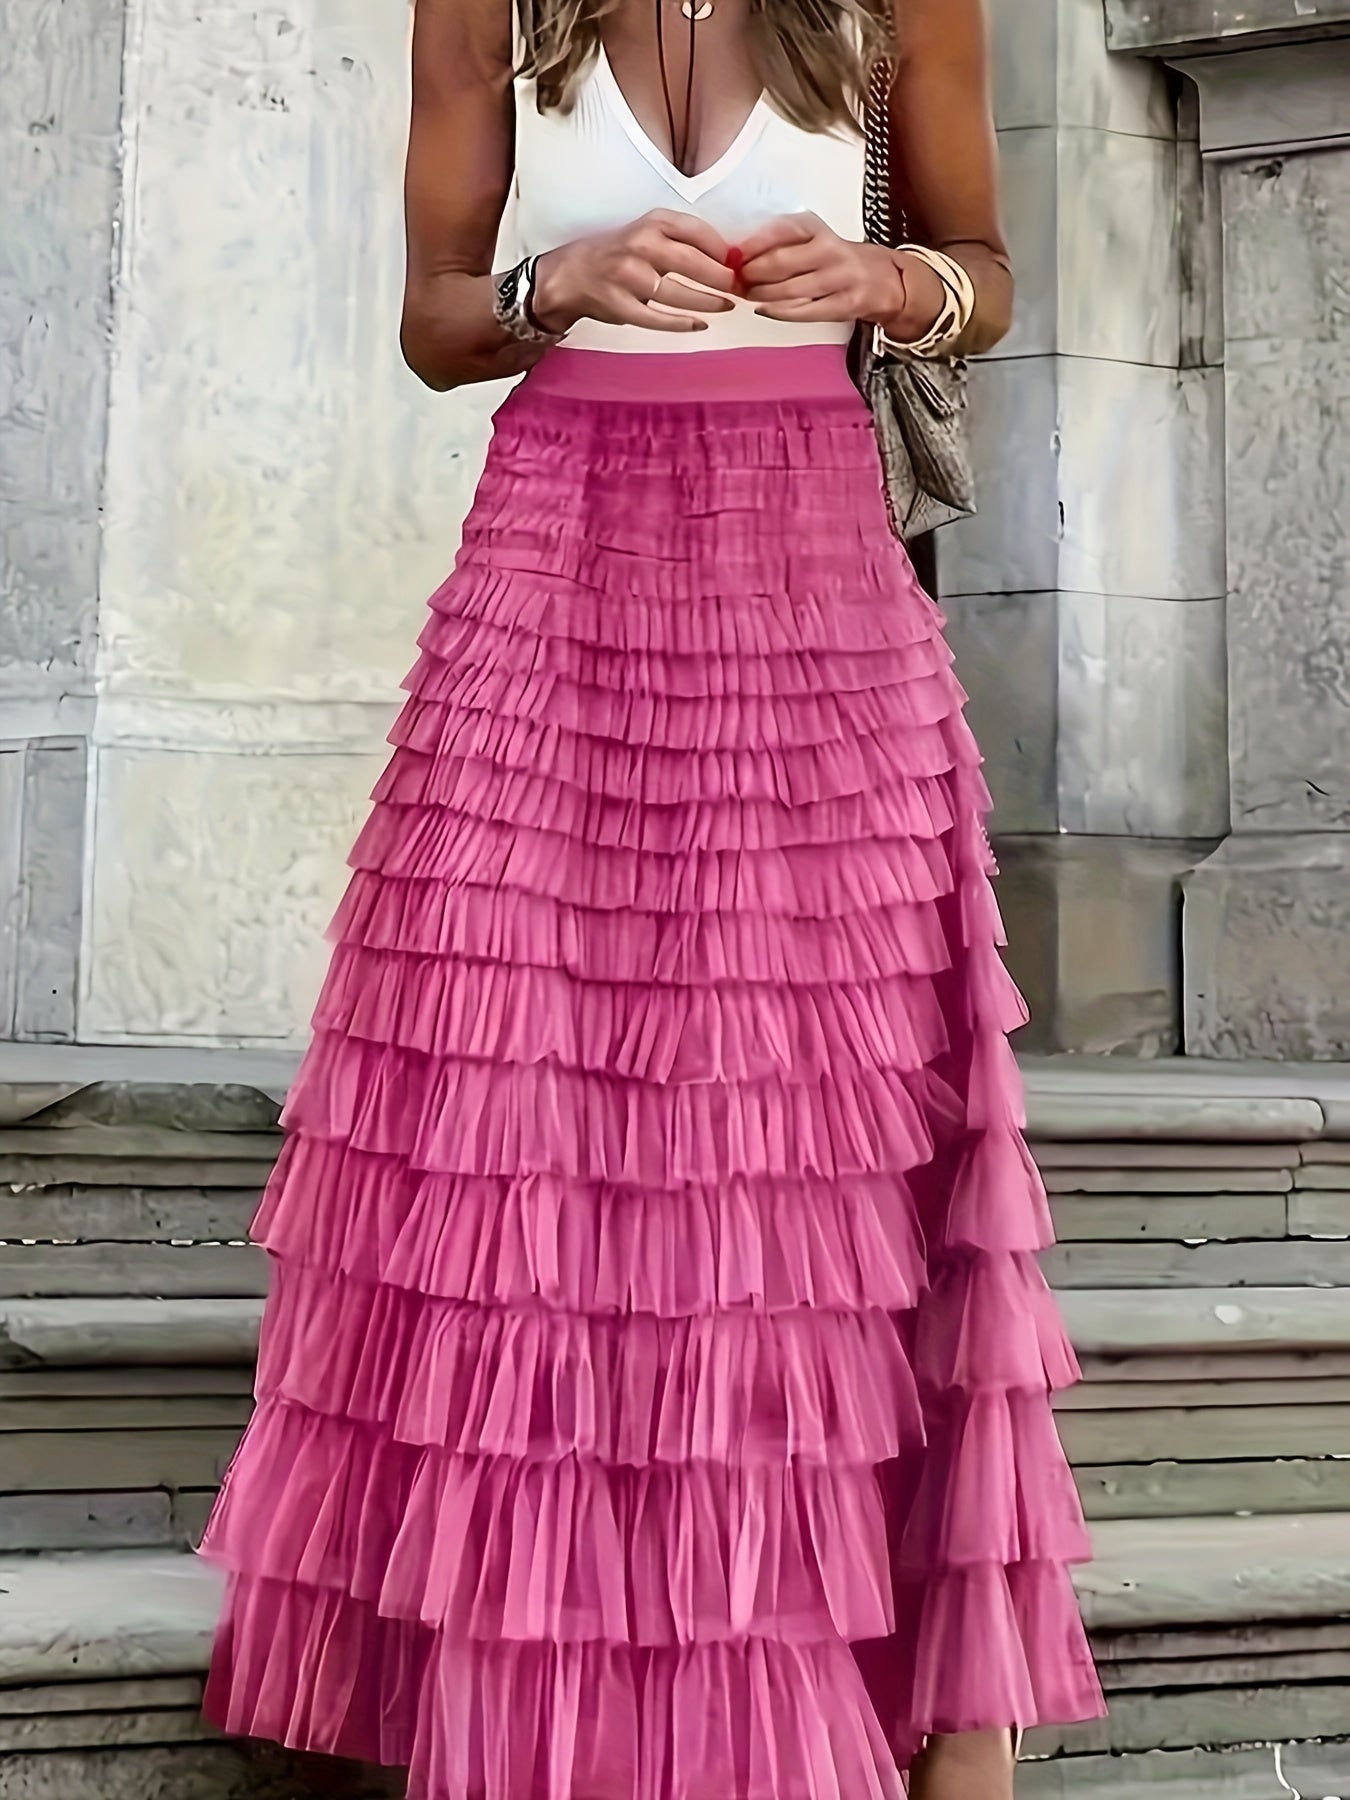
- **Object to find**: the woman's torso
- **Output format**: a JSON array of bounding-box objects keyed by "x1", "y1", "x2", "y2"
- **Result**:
[{"x1": 512, "y1": 49, "x2": 865, "y2": 354}]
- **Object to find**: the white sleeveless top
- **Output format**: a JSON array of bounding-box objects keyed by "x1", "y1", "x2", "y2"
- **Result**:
[{"x1": 513, "y1": 51, "x2": 865, "y2": 354}]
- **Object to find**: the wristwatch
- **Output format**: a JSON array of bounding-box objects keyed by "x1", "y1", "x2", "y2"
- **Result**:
[{"x1": 493, "y1": 256, "x2": 565, "y2": 345}]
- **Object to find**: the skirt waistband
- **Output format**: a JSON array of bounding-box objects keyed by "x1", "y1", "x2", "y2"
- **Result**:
[{"x1": 524, "y1": 344, "x2": 859, "y2": 405}]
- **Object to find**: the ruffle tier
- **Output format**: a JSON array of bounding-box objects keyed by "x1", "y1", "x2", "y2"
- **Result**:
[
  {"x1": 202, "y1": 369, "x2": 1103, "y2": 1797},
  {"x1": 208, "y1": 1580, "x2": 911, "y2": 1800}
]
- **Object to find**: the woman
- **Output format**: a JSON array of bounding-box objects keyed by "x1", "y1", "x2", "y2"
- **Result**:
[{"x1": 201, "y1": 0, "x2": 1104, "y2": 1794}]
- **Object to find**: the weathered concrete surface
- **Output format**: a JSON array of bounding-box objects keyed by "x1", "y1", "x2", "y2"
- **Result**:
[
  {"x1": 0, "y1": 0, "x2": 121, "y2": 710},
  {"x1": 1218, "y1": 146, "x2": 1350, "y2": 834},
  {"x1": 0, "y1": 1742, "x2": 406, "y2": 1799},
  {"x1": 947, "y1": 593, "x2": 1228, "y2": 840},
  {"x1": 1022, "y1": 1744, "x2": 1350, "y2": 1800},
  {"x1": 2, "y1": 742, "x2": 86, "y2": 1042},
  {"x1": 85, "y1": 0, "x2": 500, "y2": 1046},
  {"x1": 938, "y1": 0, "x2": 1232, "y2": 1053},
  {"x1": 0, "y1": 1552, "x2": 222, "y2": 1684},
  {"x1": 994, "y1": 835, "x2": 1218, "y2": 1057},
  {"x1": 1107, "y1": 0, "x2": 1350, "y2": 53},
  {"x1": 0, "y1": 1298, "x2": 261, "y2": 1368},
  {"x1": 1079, "y1": 1513, "x2": 1350, "y2": 1630},
  {"x1": 1113, "y1": 32, "x2": 1350, "y2": 1058},
  {"x1": 0, "y1": 0, "x2": 117, "y2": 1046},
  {"x1": 1185, "y1": 835, "x2": 1350, "y2": 1060},
  {"x1": 1059, "y1": 1286, "x2": 1350, "y2": 1354}
]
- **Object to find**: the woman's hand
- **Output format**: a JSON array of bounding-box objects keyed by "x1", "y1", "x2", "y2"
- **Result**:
[
  {"x1": 738, "y1": 213, "x2": 947, "y2": 341},
  {"x1": 532, "y1": 211, "x2": 738, "y2": 334}
]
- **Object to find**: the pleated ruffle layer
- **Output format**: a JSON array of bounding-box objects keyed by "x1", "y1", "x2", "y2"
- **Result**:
[{"x1": 201, "y1": 350, "x2": 1104, "y2": 1799}]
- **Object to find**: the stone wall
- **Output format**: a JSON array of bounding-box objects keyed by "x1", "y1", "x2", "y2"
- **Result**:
[
  {"x1": 3, "y1": 0, "x2": 498, "y2": 1049},
  {"x1": 948, "y1": 0, "x2": 1229, "y2": 1055},
  {"x1": 0, "y1": 0, "x2": 121, "y2": 1041},
  {"x1": 9, "y1": 0, "x2": 1342, "y2": 1060},
  {"x1": 1105, "y1": 0, "x2": 1350, "y2": 1058}
]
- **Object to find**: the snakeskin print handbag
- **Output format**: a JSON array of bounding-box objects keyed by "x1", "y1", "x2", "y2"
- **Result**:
[{"x1": 857, "y1": 65, "x2": 977, "y2": 541}]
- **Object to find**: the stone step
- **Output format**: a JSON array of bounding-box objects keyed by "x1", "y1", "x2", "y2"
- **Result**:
[
  {"x1": 3, "y1": 1516, "x2": 1344, "y2": 1682},
  {"x1": 5, "y1": 1287, "x2": 1346, "y2": 1375},
  {"x1": 1078, "y1": 1456, "x2": 1350, "y2": 1521},
  {"x1": 1080, "y1": 1513, "x2": 1350, "y2": 1632},
  {"x1": 7, "y1": 1185, "x2": 1346, "y2": 1257},
  {"x1": 1059, "y1": 1285, "x2": 1350, "y2": 1354},
  {"x1": 1020, "y1": 1743, "x2": 1350, "y2": 1800},
  {"x1": 0, "y1": 1299, "x2": 260, "y2": 1369},
  {"x1": 0, "y1": 1743, "x2": 403, "y2": 1799},
  {"x1": 0, "y1": 1552, "x2": 223, "y2": 1686},
  {"x1": 1029, "y1": 1680, "x2": 1350, "y2": 1757},
  {"x1": 7, "y1": 1232, "x2": 1350, "y2": 1298},
  {"x1": 1, "y1": 1521, "x2": 1346, "y2": 1789}
]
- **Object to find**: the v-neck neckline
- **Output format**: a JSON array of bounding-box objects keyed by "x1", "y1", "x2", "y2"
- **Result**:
[{"x1": 595, "y1": 46, "x2": 770, "y2": 202}]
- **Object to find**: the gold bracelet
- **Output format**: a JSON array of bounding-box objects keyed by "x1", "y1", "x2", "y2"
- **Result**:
[{"x1": 873, "y1": 245, "x2": 976, "y2": 360}]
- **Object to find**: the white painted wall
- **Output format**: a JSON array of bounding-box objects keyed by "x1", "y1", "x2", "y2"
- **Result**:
[{"x1": 85, "y1": 0, "x2": 502, "y2": 1043}]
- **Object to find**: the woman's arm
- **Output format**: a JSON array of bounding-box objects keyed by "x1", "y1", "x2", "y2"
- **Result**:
[
  {"x1": 888, "y1": 0, "x2": 1013, "y2": 356},
  {"x1": 401, "y1": 0, "x2": 538, "y2": 391}
]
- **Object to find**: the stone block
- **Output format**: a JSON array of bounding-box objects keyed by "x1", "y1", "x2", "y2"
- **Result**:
[
  {"x1": 0, "y1": 750, "x2": 24, "y2": 1034},
  {"x1": 0, "y1": 1244, "x2": 268, "y2": 1299},
  {"x1": 1221, "y1": 144, "x2": 1350, "y2": 348},
  {"x1": 1051, "y1": 1193, "x2": 1287, "y2": 1240},
  {"x1": 98, "y1": 0, "x2": 499, "y2": 709},
  {"x1": 994, "y1": 126, "x2": 1183, "y2": 366},
  {"x1": 1107, "y1": 0, "x2": 1350, "y2": 54},
  {"x1": 0, "y1": 0, "x2": 120, "y2": 691},
  {"x1": 0, "y1": 1742, "x2": 406, "y2": 1799},
  {"x1": 1047, "y1": 1239, "x2": 1350, "y2": 1287},
  {"x1": 0, "y1": 1297, "x2": 261, "y2": 1368},
  {"x1": 1221, "y1": 241, "x2": 1350, "y2": 833},
  {"x1": 1183, "y1": 834, "x2": 1350, "y2": 1059},
  {"x1": 0, "y1": 742, "x2": 87, "y2": 1043},
  {"x1": 942, "y1": 595, "x2": 1059, "y2": 834},
  {"x1": 13, "y1": 742, "x2": 85, "y2": 1041},
  {"x1": 1030, "y1": 1091, "x2": 1324, "y2": 1140},
  {"x1": 1052, "y1": 591, "x2": 1226, "y2": 838},
  {"x1": 1180, "y1": 38, "x2": 1350, "y2": 154},
  {"x1": 939, "y1": 358, "x2": 1226, "y2": 604},
  {"x1": 0, "y1": 1550, "x2": 222, "y2": 1684},
  {"x1": 81, "y1": 747, "x2": 381, "y2": 1043},
  {"x1": 30, "y1": 1080, "x2": 283, "y2": 1132},
  {"x1": 1022, "y1": 1743, "x2": 1350, "y2": 1800},
  {"x1": 1060, "y1": 1285, "x2": 1350, "y2": 1354},
  {"x1": 993, "y1": 834, "x2": 1216, "y2": 1056},
  {"x1": 1079, "y1": 1457, "x2": 1350, "y2": 1519},
  {"x1": 1027, "y1": 1680, "x2": 1350, "y2": 1756},
  {"x1": 0, "y1": 1492, "x2": 177, "y2": 1555},
  {"x1": 1079, "y1": 1511, "x2": 1350, "y2": 1630},
  {"x1": 0, "y1": 1188, "x2": 259, "y2": 1244},
  {"x1": 995, "y1": 0, "x2": 1174, "y2": 136}
]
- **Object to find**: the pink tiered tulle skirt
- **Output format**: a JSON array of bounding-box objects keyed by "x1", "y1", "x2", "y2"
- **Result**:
[{"x1": 201, "y1": 344, "x2": 1104, "y2": 1798}]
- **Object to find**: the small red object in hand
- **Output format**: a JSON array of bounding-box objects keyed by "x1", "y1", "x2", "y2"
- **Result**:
[{"x1": 726, "y1": 245, "x2": 746, "y2": 292}]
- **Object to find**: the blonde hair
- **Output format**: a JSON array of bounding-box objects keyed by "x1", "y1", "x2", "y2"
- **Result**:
[{"x1": 517, "y1": 0, "x2": 891, "y2": 135}]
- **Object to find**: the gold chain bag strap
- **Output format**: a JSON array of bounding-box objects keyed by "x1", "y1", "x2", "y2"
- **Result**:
[{"x1": 858, "y1": 62, "x2": 977, "y2": 540}]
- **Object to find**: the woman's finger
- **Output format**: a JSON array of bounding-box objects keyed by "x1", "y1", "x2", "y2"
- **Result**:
[
  {"x1": 649, "y1": 209, "x2": 734, "y2": 266},
  {"x1": 654, "y1": 276, "x2": 735, "y2": 314},
  {"x1": 742, "y1": 271, "x2": 839, "y2": 304},
  {"x1": 658, "y1": 242, "x2": 739, "y2": 294},
  {"x1": 737, "y1": 212, "x2": 822, "y2": 262},
  {"x1": 737, "y1": 242, "x2": 826, "y2": 288},
  {"x1": 753, "y1": 295, "x2": 853, "y2": 323},
  {"x1": 605, "y1": 290, "x2": 710, "y2": 332}
]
